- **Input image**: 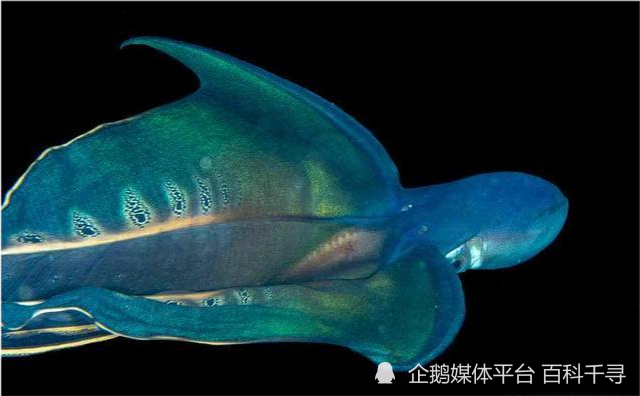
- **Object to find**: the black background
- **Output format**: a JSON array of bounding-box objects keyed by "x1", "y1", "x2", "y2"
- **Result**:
[{"x1": 2, "y1": 2, "x2": 639, "y2": 395}]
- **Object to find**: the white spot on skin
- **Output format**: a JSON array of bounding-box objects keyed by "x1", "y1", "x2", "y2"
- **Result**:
[
  {"x1": 124, "y1": 189, "x2": 152, "y2": 228},
  {"x1": 200, "y1": 157, "x2": 213, "y2": 171},
  {"x1": 196, "y1": 178, "x2": 213, "y2": 214},
  {"x1": 164, "y1": 182, "x2": 187, "y2": 217}
]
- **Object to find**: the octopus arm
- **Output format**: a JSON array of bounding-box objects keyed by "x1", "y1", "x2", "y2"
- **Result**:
[{"x1": 2, "y1": 244, "x2": 465, "y2": 368}]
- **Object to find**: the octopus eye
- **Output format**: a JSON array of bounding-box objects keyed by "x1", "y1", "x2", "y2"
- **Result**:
[{"x1": 446, "y1": 237, "x2": 484, "y2": 272}]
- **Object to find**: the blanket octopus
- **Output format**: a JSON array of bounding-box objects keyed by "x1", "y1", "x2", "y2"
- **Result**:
[{"x1": 1, "y1": 37, "x2": 568, "y2": 369}]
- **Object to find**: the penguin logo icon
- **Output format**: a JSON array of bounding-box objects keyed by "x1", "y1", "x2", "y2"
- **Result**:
[{"x1": 375, "y1": 362, "x2": 395, "y2": 384}]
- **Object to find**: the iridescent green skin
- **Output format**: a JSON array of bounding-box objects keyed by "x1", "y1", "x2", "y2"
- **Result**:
[{"x1": 1, "y1": 38, "x2": 567, "y2": 368}]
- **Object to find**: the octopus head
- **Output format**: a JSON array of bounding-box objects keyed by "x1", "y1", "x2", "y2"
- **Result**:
[{"x1": 402, "y1": 172, "x2": 568, "y2": 272}]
